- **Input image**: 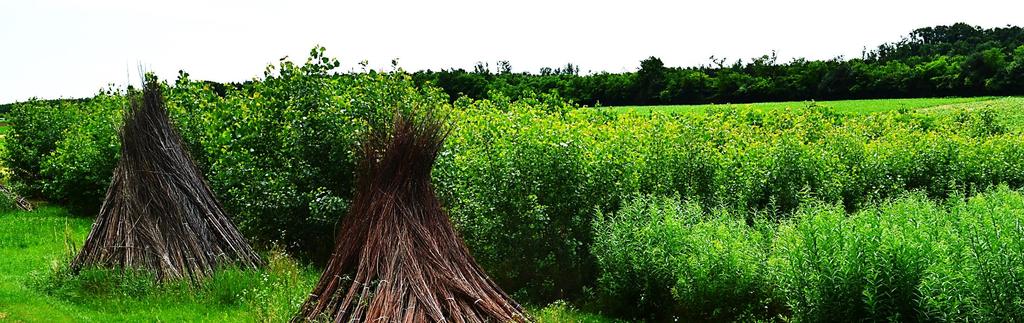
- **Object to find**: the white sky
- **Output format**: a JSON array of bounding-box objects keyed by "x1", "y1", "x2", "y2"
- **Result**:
[{"x1": 2, "y1": 0, "x2": 1023, "y2": 103}]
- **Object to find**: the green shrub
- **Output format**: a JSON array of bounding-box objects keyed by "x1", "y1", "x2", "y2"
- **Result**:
[
  {"x1": 534, "y1": 300, "x2": 626, "y2": 323},
  {"x1": 33, "y1": 266, "x2": 158, "y2": 302},
  {"x1": 5, "y1": 93, "x2": 124, "y2": 212},
  {"x1": 592, "y1": 195, "x2": 776, "y2": 321},
  {"x1": 770, "y1": 196, "x2": 940, "y2": 321},
  {"x1": 590, "y1": 195, "x2": 691, "y2": 319},
  {"x1": 593, "y1": 189, "x2": 1024, "y2": 322},
  {"x1": 164, "y1": 49, "x2": 451, "y2": 261},
  {"x1": 919, "y1": 187, "x2": 1024, "y2": 321},
  {"x1": 0, "y1": 193, "x2": 17, "y2": 212},
  {"x1": 11, "y1": 49, "x2": 1024, "y2": 311},
  {"x1": 672, "y1": 218, "x2": 777, "y2": 321},
  {"x1": 438, "y1": 96, "x2": 593, "y2": 302},
  {"x1": 39, "y1": 95, "x2": 123, "y2": 213},
  {"x1": 771, "y1": 188, "x2": 1024, "y2": 322},
  {"x1": 6, "y1": 98, "x2": 90, "y2": 196}
]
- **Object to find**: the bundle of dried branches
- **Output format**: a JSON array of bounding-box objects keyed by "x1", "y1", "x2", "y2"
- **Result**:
[
  {"x1": 0, "y1": 183, "x2": 34, "y2": 211},
  {"x1": 294, "y1": 114, "x2": 527, "y2": 322},
  {"x1": 70, "y1": 81, "x2": 262, "y2": 282}
]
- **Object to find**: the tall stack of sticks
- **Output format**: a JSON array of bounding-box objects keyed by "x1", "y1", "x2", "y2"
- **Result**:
[
  {"x1": 294, "y1": 114, "x2": 527, "y2": 322},
  {"x1": 71, "y1": 81, "x2": 262, "y2": 282},
  {"x1": 0, "y1": 183, "x2": 33, "y2": 211}
]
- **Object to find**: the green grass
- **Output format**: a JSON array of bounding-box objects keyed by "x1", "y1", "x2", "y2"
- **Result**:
[
  {"x1": 919, "y1": 96, "x2": 1024, "y2": 132},
  {"x1": 533, "y1": 301, "x2": 628, "y2": 322},
  {"x1": 0, "y1": 207, "x2": 619, "y2": 322},
  {"x1": 606, "y1": 96, "x2": 999, "y2": 114},
  {"x1": 0, "y1": 206, "x2": 303, "y2": 322},
  {"x1": 0, "y1": 206, "x2": 89, "y2": 322}
]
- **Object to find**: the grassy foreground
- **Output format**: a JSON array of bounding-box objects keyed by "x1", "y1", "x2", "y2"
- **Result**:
[{"x1": 0, "y1": 207, "x2": 617, "y2": 322}]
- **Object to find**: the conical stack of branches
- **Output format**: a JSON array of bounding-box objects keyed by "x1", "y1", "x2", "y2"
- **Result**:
[
  {"x1": 70, "y1": 81, "x2": 262, "y2": 282},
  {"x1": 0, "y1": 183, "x2": 34, "y2": 211},
  {"x1": 294, "y1": 113, "x2": 528, "y2": 322}
]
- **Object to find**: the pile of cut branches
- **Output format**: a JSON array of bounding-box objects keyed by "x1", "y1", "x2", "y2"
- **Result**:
[
  {"x1": 295, "y1": 114, "x2": 527, "y2": 322},
  {"x1": 71, "y1": 81, "x2": 262, "y2": 282}
]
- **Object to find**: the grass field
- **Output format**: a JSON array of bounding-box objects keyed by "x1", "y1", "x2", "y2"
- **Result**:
[
  {"x1": 0, "y1": 206, "x2": 272, "y2": 321},
  {"x1": 606, "y1": 96, "x2": 999, "y2": 114},
  {"x1": 0, "y1": 207, "x2": 618, "y2": 322}
]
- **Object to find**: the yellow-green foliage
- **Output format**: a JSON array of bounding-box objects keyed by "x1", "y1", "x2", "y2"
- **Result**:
[
  {"x1": 771, "y1": 188, "x2": 1024, "y2": 321},
  {"x1": 441, "y1": 96, "x2": 1024, "y2": 302},
  {"x1": 6, "y1": 48, "x2": 1024, "y2": 307},
  {"x1": 591, "y1": 195, "x2": 775, "y2": 321},
  {"x1": 594, "y1": 188, "x2": 1024, "y2": 321}
]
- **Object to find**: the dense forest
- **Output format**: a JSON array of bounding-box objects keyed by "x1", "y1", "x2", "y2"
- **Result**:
[{"x1": 411, "y1": 23, "x2": 1024, "y2": 106}]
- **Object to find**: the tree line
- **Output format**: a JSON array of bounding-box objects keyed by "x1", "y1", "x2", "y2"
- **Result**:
[
  {"x1": 411, "y1": 23, "x2": 1024, "y2": 106},
  {"x1": 6, "y1": 24, "x2": 1017, "y2": 109}
]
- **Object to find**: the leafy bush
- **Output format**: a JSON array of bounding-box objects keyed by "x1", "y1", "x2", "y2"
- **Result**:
[
  {"x1": 770, "y1": 197, "x2": 940, "y2": 321},
  {"x1": 534, "y1": 300, "x2": 626, "y2": 323},
  {"x1": 5, "y1": 99, "x2": 88, "y2": 196},
  {"x1": 5, "y1": 93, "x2": 124, "y2": 212},
  {"x1": 591, "y1": 195, "x2": 777, "y2": 321},
  {"x1": 39, "y1": 95, "x2": 123, "y2": 213},
  {"x1": 165, "y1": 48, "x2": 451, "y2": 261},
  {"x1": 0, "y1": 193, "x2": 17, "y2": 212},
  {"x1": 438, "y1": 95, "x2": 592, "y2": 302},
  {"x1": 771, "y1": 187, "x2": 1024, "y2": 322},
  {"x1": 34, "y1": 267, "x2": 158, "y2": 301},
  {"x1": 593, "y1": 188, "x2": 1024, "y2": 321},
  {"x1": 919, "y1": 188, "x2": 1024, "y2": 321},
  {"x1": 590, "y1": 195, "x2": 691, "y2": 319},
  {"x1": 10, "y1": 48, "x2": 1024, "y2": 310}
]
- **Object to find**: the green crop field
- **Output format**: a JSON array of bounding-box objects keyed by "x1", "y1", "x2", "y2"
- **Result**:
[
  {"x1": 604, "y1": 96, "x2": 1000, "y2": 114},
  {"x1": 4, "y1": 48, "x2": 1024, "y2": 321}
]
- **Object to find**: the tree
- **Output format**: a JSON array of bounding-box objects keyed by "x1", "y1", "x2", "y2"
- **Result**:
[
  {"x1": 497, "y1": 60, "x2": 512, "y2": 74},
  {"x1": 636, "y1": 56, "x2": 668, "y2": 104}
]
